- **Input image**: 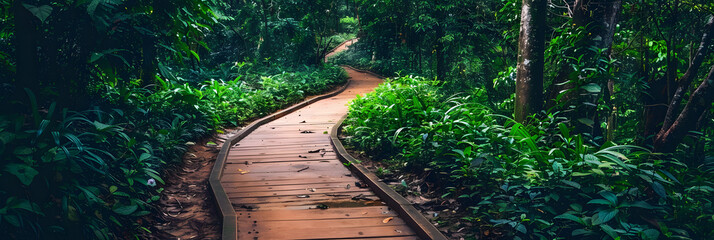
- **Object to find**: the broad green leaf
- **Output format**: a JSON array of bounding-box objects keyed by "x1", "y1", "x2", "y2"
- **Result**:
[
  {"x1": 622, "y1": 201, "x2": 657, "y2": 209},
  {"x1": 600, "y1": 224, "x2": 619, "y2": 239},
  {"x1": 113, "y1": 203, "x2": 138, "y2": 215},
  {"x1": 594, "y1": 209, "x2": 618, "y2": 225},
  {"x1": 561, "y1": 180, "x2": 581, "y2": 189},
  {"x1": 572, "y1": 228, "x2": 594, "y2": 236},
  {"x1": 139, "y1": 153, "x2": 152, "y2": 162},
  {"x1": 651, "y1": 182, "x2": 666, "y2": 198},
  {"x1": 581, "y1": 83, "x2": 601, "y2": 93},
  {"x1": 600, "y1": 191, "x2": 618, "y2": 205},
  {"x1": 554, "y1": 213, "x2": 584, "y2": 225},
  {"x1": 578, "y1": 118, "x2": 595, "y2": 127},
  {"x1": 641, "y1": 229, "x2": 660, "y2": 240},
  {"x1": 22, "y1": 4, "x2": 53, "y2": 23},
  {"x1": 4, "y1": 163, "x2": 39, "y2": 186},
  {"x1": 588, "y1": 199, "x2": 613, "y2": 206}
]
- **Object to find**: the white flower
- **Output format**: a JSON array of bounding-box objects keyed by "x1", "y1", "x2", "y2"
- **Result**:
[{"x1": 147, "y1": 178, "x2": 157, "y2": 187}]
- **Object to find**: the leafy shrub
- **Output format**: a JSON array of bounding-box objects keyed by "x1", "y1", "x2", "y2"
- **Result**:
[
  {"x1": 0, "y1": 64, "x2": 348, "y2": 239},
  {"x1": 344, "y1": 76, "x2": 714, "y2": 239},
  {"x1": 0, "y1": 90, "x2": 206, "y2": 239},
  {"x1": 339, "y1": 17, "x2": 358, "y2": 33}
]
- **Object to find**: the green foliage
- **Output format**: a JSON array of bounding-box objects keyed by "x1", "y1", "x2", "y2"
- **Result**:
[
  {"x1": 339, "y1": 17, "x2": 358, "y2": 33},
  {"x1": 0, "y1": 91, "x2": 198, "y2": 239},
  {"x1": 0, "y1": 62, "x2": 347, "y2": 238},
  {"x1": 345, "y1": 76, "x2": 714, "y2": 239}
]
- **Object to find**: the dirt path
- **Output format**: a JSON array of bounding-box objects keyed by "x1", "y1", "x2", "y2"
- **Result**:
[
  {"x1": 144, "y1": 132, "x2": 235, "y2": 240},
  {"x1": 325, "y1": 38, "x2": 358, "y2": 61}
]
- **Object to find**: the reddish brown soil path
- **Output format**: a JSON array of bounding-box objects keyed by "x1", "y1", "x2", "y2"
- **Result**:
[
  {"x1": 325, "y1": 38, "x2": 358, "y2": 61},
  {"x1": 145, "y1": 132, "x2": 232, "y2": 240}
]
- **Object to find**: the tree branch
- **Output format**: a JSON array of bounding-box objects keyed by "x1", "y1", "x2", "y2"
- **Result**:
[{"x1": 659, "y1": 16, "x2": 714, "y2": 132}]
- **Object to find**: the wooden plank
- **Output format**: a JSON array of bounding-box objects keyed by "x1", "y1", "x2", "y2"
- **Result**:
[
  {"x1": 220, "y1": 177, "x2": 355, "y2": 186},
  {"x1": 221, "y1": 170, "x2": 351, "y2": 181},
  {"x1": 227, "y1": 149, "x2": 334, "y2": 156},
  {"x1": 226, "y1": 152, "x2": 336, "y2": 160},
  {"x1": 229, "y1": 190, "x2": 374, "y2": 203},
  {"x1": 225, "y1": 157, "x2": 344, "y2": 164},
  {"x1": 224, "y1": 160, "x2": 343, "y2": 173},
  {"x1": 235, "y1": 206, "x2": 396, "y2": 221},
  {"x1": 224, "y1": 181, "x2": 355, "y2": 193},
  {"x1": 238, "y1": 217, "x2": 407, "y2": 230},
  {"x1": 232, "y1": 143, "x2": 331, "y2": 149},
  {"x1": 241, "y1": 225, "x2": 416, "y2": 239},
  {"x1": 228, "y1": 187, "x2": 371, "y2": 198}
]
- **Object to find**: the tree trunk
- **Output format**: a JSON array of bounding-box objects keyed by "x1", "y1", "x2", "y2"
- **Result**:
[
  {"x1": 13, "y1": 0, "x2": 38, "y2": 93},
  {"x1": 141, "y1": 34, "x2": 157, "y2": 86},
  {"x1": 434, "y1": 23, "x2": 446, "y2": 81},
  {"x1": 514, "y1": 0, "x2": 547, "y2": 123},
  {"x1": 546, "y1": 0, "x2": 621, "y2": 135},
  {"x1": 660, "y1": 16, "x2": 714, "y2": 132},
  {"x1": 654, "y1": 65, "x2": 714, "y2": 153},
  {"x1": 653, "y1": 16, "x2": 714, "y2": 153}
]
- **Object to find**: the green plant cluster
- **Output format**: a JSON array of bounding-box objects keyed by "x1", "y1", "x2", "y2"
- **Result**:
[
  {"x1": 0, "y1": 64, "x2": 347, "y2": 239},
  {"x1": 344, "y1": 76, "x2": 714, "y2": 239}
]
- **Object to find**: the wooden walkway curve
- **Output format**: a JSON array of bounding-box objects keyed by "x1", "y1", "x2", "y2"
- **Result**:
[
  {"x1": 209, "y1": 40, "x2": 446, "y2": 240},
  {"x1": 223, "y1": 67, "x2": 421, "y2": 239}
]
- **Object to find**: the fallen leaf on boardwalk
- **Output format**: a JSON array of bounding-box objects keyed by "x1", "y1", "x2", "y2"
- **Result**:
[
  {"x1": 300, "y1": 120, "x2": 306, "y2": 123},
  {"x1": 296, "y1": 195, "x2": 310, "y2": 198},
  {"x1": 298, "y1": 155, "x2": 308, "y2": 158},
  {"x1": 297, "y1": 166, "x2": 310, "y2": 172},
  {"x1": 306, "y1": 188, "x2": 316, "y2": 192},
  {"x1": 308, "y1": 148, "x2": 325, "y2": 153},
  {"x1": 352, "y1": 194, "x2": 374, "y2": 201},
  {"x1": 394, "y1": 229, "x2": 402, "y2": 233},
  {"x1": 383, "y1": 217, "x2": 394, "y2": 223},
  {"x1": 316, "y1": 204, "x2": 329, "y2": 209},
  {"x1": 362, "y1": 212, "x2": 368, "y2": 215},
  {"x1": 345, "y1": 184, "x2": 351, "y2": 189},
  {"x1": 300, "y1": 130, "x2": 313, "y2": 133},
  {"x1": 237, "y1": 168, "x2": 250, "y2": 174}
]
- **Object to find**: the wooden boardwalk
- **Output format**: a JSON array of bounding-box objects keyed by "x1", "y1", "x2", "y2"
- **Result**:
[{"x1": 219, "y1": 68, "x2": 421, "y2": 239}]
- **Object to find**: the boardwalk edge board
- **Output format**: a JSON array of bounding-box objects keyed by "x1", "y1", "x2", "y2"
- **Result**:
[
  {"x1": 330, "y1": 115, "x2": 449, "y2": 240},
  {"x1": 209, "y1": 78, "x2": 351, "y2": 240}
]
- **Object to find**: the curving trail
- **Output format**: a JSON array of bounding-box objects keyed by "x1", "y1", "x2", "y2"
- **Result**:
[{"x1": 215, "y1": 40, "x2": 425, "y2": 239}]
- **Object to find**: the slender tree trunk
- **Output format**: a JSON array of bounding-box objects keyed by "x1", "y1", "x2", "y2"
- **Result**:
[
  {"x1": 514, "y1": 0, "x2": 547, "y2": 122},
  {"x1": 141, "y1": 34, "x2": 157, "y2": 86},
  {"x1": 654, "y1": 65, "x2": 714, "y2": 153},
  {"x1": 13, "y1": 0, "x2": 38, "y2": 93},
  {"x1": 434, "y1": 23, "x2": 446, "y2": 81},
  {"x1": 653, "y1": 16, "x2": 714, "y2": 153},
  {"x1": 659, "y1": 16, "x2": 714, "y2": 132}
]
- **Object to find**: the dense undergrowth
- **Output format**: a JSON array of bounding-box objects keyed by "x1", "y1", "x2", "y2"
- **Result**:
[
  {"x1": 0, "y1": 64, "x2": 347, "y2": 239},
  {"x1": 344, "y1": 76, "x2": 714, "y2": 239}
]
